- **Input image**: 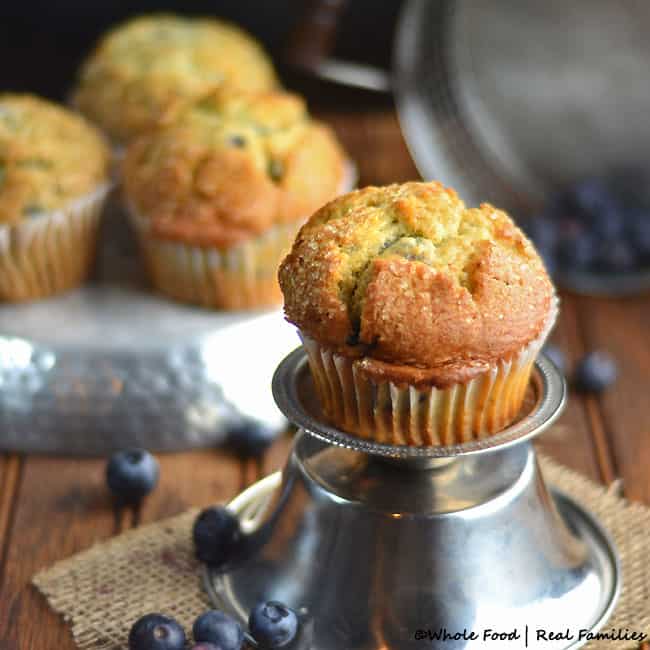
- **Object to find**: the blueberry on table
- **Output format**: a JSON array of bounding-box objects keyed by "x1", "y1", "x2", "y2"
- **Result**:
[
  {"x1": 629, "y1": 213, "x2": 650, "y2": 261},
  {"x1": 590, "y1": 204, "x2": 626, "y2": 240},
  {"x1": 523, "y1": 215, "x2": 558, "y2": 251},
  {"x1": 574, "y1": 351, "x2": 618, "y2": 393},
  {"x1": 193, "y1": 610, "x2": 244, "y2": 650},
  {"x1": 598, "y1": 240, "x2": 637, "y2": 272},
  {"x1": 556, "y1": 234, "x2": 597, "y2": 271},
  {"x1": 537, "y1": 245, "x2": 557, "y2": 277},
  {"x1": 542, "y1": 344, "x2": 566, "y2": 374},
  {"x1": 228, "y1": 418, "x2": 279, "y2": 458},
  {"x1": 106, "y1": 449, "x2": 159, "y2": 503},
  {"x1": 193, "y1": 506, "x2": 242, "y2": 568},
  {"x1": 569, "y1": 177, "x2": 617, "y2": 216},
  {"x1": 249, "y1": 601, "x2": 299, "y2": 648},
  {"x1": 128, "y1": 613, "x2": 186, "y2": 650}
]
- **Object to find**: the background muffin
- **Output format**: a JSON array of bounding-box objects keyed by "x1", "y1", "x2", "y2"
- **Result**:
[
  {"x1": 123, "y1": 87, "x2": 350, "y2": 309},
  {"x1": 73, "y1": 14, "x2": 279, "y2": 144},
  {"x1": 280, "y1": 181, "x2": 557, "y2": 446},
  {"x1": 0, "y1": 94, "x2": 111, "y2": 301}
]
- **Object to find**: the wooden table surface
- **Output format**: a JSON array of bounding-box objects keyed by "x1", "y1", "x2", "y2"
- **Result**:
[{"x1": 0, "y1": 101, "x2": 649, "y2": 649}]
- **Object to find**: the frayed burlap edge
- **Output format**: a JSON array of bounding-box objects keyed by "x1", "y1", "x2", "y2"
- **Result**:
[
  {"x1": 33, "y1": 509, "x2": 206, "y2": 649},
  {"x1": 33, "y1": 457, "x2": 650, "y2": 649}
]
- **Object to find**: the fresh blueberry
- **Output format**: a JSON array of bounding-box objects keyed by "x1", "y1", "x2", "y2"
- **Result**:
[
  {"x1": 590, "y1": 203, "x2": 626, "y2": 240},
  {"x1": 523, "y1": 215, "x2": 558, "y2": 251},
  {"x1": 574, "y1": 351, "x2": 618, "y2": 393},
  {"x1": 533, "y1": 241, "x2": 558, "y2": 276},
  {"x1": 192, "y1": 645, "x2": 221, "y2": 650},
  {"x1": 596, "y1": 240, "x2": 637, "y2": 273},
  {"x1": 228, "y1": 418, "x2": 279, "y2": 458},
  {"x1": 228, "y1": 134, "x2": 246, "y2": 148},
  {"x1": 541, "y1": 192, "x2": 570, "y2": 220},
  {"x1": 607, "y1": 168, "x2": 648, "y2": 207},
  {"x1": 557, "y1": 216, "x2": 585, "y2": 242},
  {"x1": 629, "y1": 212, "x2": 650, "y2": 261},
  {"x1": 268, "y1": 159, "x2": 284, "y2": 182},
  {"x1": 128, "y1": 613, "x2": 186, "y2": 650},
  {"x1": 556, "y1": 233, "x2": 597, "y2": 271},
  {"x1": 106, "y1": 449, "x2": 159, "y2": 503},
  {"x1": 193, "y1": 506, "x2": 242, "y2": 567},
  {"x1": 569, "y1": 177, "x2": 617, "y2": 217},
  {"x1": 192, "y1": 610, "x2": 244, "y2": 650},
  {"x1": 543, "y1": 344, "x2": 566, "y2": 374},
  {"x1": 249, "y1": 601, "x2": 299, "y2": 648}
]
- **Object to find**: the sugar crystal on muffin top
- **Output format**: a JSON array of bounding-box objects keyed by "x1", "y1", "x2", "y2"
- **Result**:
[{"x1": 279, "y1": 181, "x2": 555, "y2": 381}]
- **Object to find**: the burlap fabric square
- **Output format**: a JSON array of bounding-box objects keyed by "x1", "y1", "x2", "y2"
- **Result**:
[{"x1": 33, "y1": 456, "x2": 650, "y2": 649}]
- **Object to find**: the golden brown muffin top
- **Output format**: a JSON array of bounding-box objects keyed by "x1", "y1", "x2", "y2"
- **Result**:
[
  {"x1": 123, "y1": 88, "x2": 348, "y2": 248},
  {"x1": 0, "y1": 94, "x2": 110, "y2": 225},
  {"x1": 280, "y1": 181, "x2": 556, "y2": 386},
  {"x1": 73, "y1": 14, "x2": 278, "y2": 143}
]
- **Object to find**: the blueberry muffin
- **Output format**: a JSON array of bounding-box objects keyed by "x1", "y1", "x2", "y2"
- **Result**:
[
  {"x1": 0, "y1": 94, "x2": 111, "y2": 301},
  {"x1": 279, "y1": 181, "x2": 557, "y2": 446},
  {"x1": 123, "y1": 87, "x2": 352, "y2": 309},
  {"x1": 73, "y1": 14, "x2": 278, "y2": 144}
]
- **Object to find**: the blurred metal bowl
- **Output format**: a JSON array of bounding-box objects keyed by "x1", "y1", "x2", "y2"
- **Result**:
[{"x1": 394, "y1": 0, "x2": 650, "y2": 294}]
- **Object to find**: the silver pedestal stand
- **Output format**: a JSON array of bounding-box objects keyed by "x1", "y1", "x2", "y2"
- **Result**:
[{"x1": 205, "y1": 349, "x2": 620, "y2": 649}]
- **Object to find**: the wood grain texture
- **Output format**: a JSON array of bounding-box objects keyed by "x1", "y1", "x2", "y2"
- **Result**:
[
  {"x1": 314, "y1": 109, "x2": 420, "y2": 185},
  {"x1": 535, "y1": 295, "x2": 602, "y2": 482},
  {"x1": 138, "y1": 449, "x2": 243, "y2": 525},
  {"x1": 0, "y1": 456, "x2": 22, "y2": 576},
  {"x1": 0, "y1": 457, "x2": 116, "y2": 650},
  {"x1": 573, "y1": 295, "x2": 650, "y2": 502}
]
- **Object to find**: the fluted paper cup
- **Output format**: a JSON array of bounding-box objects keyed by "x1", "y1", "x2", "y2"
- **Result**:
[
  {"x1": 300, "y1": 299, "x2": 558, "y2": 447},
  {"x1": 129, "y1": 212, "x2": 304, "y2": 309},
  {"x1": 0, "y1": 183, "x2": 111, "y2": 302}
]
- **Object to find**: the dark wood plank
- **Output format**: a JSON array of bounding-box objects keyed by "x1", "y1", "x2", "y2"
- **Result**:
[
  {"x1": 261, "y1": 433, "x2": 294, "y2": 479},
  {"x1": 314, "y1": 109, "x2": 420, "y2": 185},
  {"x1": 0, "y1": 455, "x2": 22, "y2": 572},
  {"x1": 572, "y1": 294, "x2": 650, "y2": 502},
  {"x1": 0, "y1": 457, "x2": 116, "y2": 650},
  {"x1": 535, "y1": 295, "x2": 602, "y2": 482},
  {"x1": 138, "y1": 449, "x2": 243, "y2": 525}
]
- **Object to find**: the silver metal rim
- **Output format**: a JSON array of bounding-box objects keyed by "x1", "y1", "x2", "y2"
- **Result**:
[
  {"x1": 392, "y1": 0, "x2": 526, "y2": 212},
  {"x1": 204, "y1": 472, "x2": 621, "y2": 650},
  {"x1": 393, "y1": 0, "x2": 650, "y2": 296},
  {"x1": 272, "y1": 347, "x2": 566, "y2": 459}
]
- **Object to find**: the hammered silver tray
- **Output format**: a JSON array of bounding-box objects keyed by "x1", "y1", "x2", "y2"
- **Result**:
[{"x1": 0, "y1": 199, "x2": 301, "y2": 455}]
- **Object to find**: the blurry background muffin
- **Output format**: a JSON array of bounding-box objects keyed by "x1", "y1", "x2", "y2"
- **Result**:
[
  {"x1": 0, "y1": 94, "x2": 111, "y2": 301},
  {"x1": 123, "y1": 87, "x2": 351, "y2": 309},
  {"x1": 73, "y1": 14, "x2": 279, "y2": 144},
  {"x1": 280, "y1": 181, "x2": 557, "y2": 446}
]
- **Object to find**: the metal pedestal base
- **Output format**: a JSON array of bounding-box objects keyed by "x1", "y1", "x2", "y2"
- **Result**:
[{"x1": 205, "y1": 351, "x2": 620, "y2": 649}]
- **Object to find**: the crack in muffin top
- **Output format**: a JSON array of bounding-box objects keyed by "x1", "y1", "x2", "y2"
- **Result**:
[
  {"x1": 73, "y1": 14, "x2": 279, "y2": 143},
  {"x1": 0, "y1": 94, "x2": 110, "y2": 225},
  {"x1": 123, "y1": 88, "x2": 347, "y2": 248},
  {"x1": 279, "y1": 181, "x2": 555, "y2": 384}
]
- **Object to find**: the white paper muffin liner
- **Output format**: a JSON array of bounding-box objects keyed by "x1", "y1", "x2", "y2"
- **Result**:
[
  {"x1": 129, "y1": 212, "x2": 306, "y2": 309},
  {"x1": 0, "y1": 183, "x2": 111, "y2": 302},
  {"x1": 127, "y1": 160, "x2": 357, "y2": 310},
  {"x1": 300, "y1": 298, "x2": 558, "y2": 447}
]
